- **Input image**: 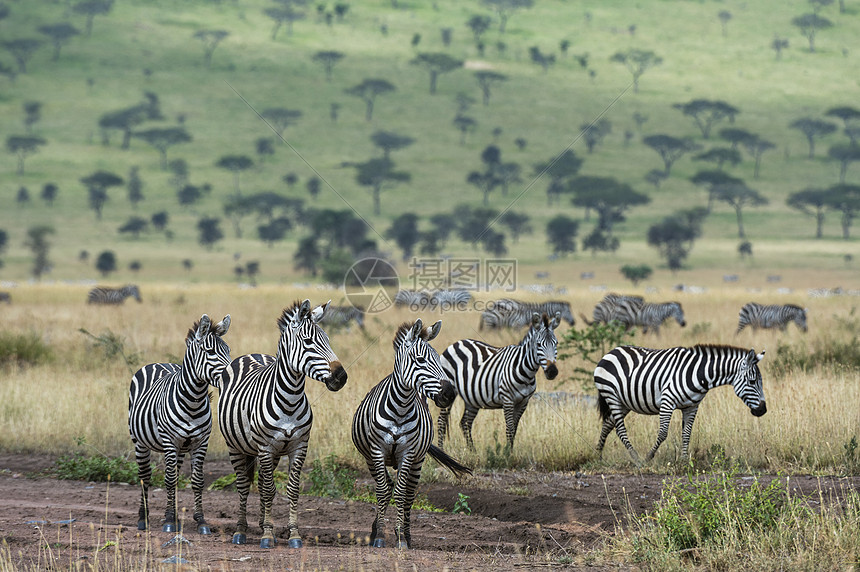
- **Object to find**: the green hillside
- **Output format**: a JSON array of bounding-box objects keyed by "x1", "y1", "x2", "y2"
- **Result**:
[{"x1": 1, "y1": 0, "x2": 858, "y2": 285}]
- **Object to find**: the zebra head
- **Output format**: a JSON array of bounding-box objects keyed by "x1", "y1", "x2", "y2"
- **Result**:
[
  {"x1": 393, "y1": 319, "x2": 456, "y2": 408},
  {"x1": 732, "y1": 348, "x2": 767, "y2": 417},
  {"x1": 124, "y1": 284, "x2": 142, "y2": 302},
  {"x1": 186, "y1": 314, "x2": 232, "y2": 384},
  {"x1": 793, "y1": 306, "x2": 809, "y2": 333},
  {"x1": 557, "y1": 303, "x2": 575, "y2": 326},
  {"x1": 669, "y1": 302, "x2": 687, "y2": 327},
  {"x1": 527, "y1": 312, "x2": 561, "y2": 380},
  {"x1": 278, "y1": 300, "x2": 348, "y2": 392}
]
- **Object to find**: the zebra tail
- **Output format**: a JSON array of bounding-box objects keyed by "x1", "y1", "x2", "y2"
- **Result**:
[
  {"x1": 597, "y1": 393, "x2": 611, "y2": 423},
  {"x1": 427, "y1": 444, "x2": 473, "y2": 478},
  {"x1": 579, "y1": 312, "x2": 595, "y2": 326}
]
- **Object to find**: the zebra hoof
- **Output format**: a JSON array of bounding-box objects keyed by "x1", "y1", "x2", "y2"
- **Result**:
[
  {"x1": 396, "y1": 540, "x2": 410, "y2": 550},
  {"x1": 162, "y1": 523, "x2": 178, "y2": 533},
  {"x1": 259, "y1": 537, "x2": 276, "y2": 549},
  {"x1": 371, "y1": 538, "x2": 385, "y2": 548},
  {"x1": 287, "y1": 538, "x2": 303, "y2": 549},
  {"x1": 137, "y1": 520, "x2": 147, "y2": 531},
  {"x1": 231, "y1": 533, "x2": 247, "y2": 545},
  {"x1": 197, "y1": 524, "x2": 211, "y2": 535}
]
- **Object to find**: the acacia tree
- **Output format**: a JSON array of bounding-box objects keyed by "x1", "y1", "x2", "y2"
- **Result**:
[
  {"x1": 265, "y1": 5, "x2": 306, "y2": 40},
  {"x1": 311, "y1": 50, "x2": 344, "y2": 81},
  {"x1": 72, "y1": 0, "x2": 114, "y2": 37},
  {"x1": 293, "y1": 236, "x2": 320, "y2": 277},
  {"x1": 118, "y1": 216, "x2": 148, "y2": 239},
  {"x1": 713, "y1": 181, "x2": 768, "y2": 238},
  {"x1": 789, "y1": 117, "x2": 837, "y2": 159},
  {"x1": 672, "y1": 99, "x2": 740, "y2": 139},
  {"x1": 825, "y1": 184, "x2": 860, "y2": 239},
  {"x1": 193, "y1": 29, "x2": 229, "y2": 69},
  {"x1": 127, "y1": 166, "x2": 144, "y2": 208},
  {"x1": 385, "y1": 213, "x2": 420, "y2": 260},
  {"x1": 98, "y1": 92, "x2": 162, "y2": 149},
  {"x1": 261, "y1": 108, "x2": 302, "y2": 137},
  {"x1": 828, "y1": 144, "x2": 860, "y2": 183},
  {"x1": 610, "y1": 48, "x2": 662, "y2": 93},
  {"x1": 6, "y1": 135, "x2": 46, "y2": 174},
  {"x1": 38, "y1": 23, "x2": 80, "y2": 61},
  {"x1": 718, "y1": 127, "x2": 755, "y2": 151},
  {"x1": 568, "y1": 176, "x2": 650, "y2": 236},
  {"x1": 410, "y1": 53, "x2": 462, "y2": 95},
  {"x1": 215, "y1": 155, "x2": 254, "y2": 195},
  {"x1": 647, "y1": 208, "x2": 707, "y2": 271},
  {"x1": 693, "y1": 147, "x2": 742, "y2": 171},
  {"x1": 354, "y1": 157, "x2": 410, "y2": 215},
  {"x1": 643, "y1": 134, "x2": 701, "y2": 174},
  {"x1": 691, "y1": 170, "x2": 743, "y2": 212},
  {"x1": 534, "y1": 149, "x2": 583, "y2": 206},
  {"x1": 741, "y1": 135, "x2": 776, "y2": 179},
  {"x1": 546, "y1": 215, "x2": 579, "y2": 256},
  {"x1": 81, "y1": 170, "x2": 123, "y2": 220},
  {"x1": 787, "y1": 187, "x2": 830, "y2": 238},
  {"x1": 345, "y1": 78, "x2": 396, "y2": 121},
  {"x1": 24, "y1": 225, "x2": 54, "y2": 280},
  {"x1": 197, "y1": 217, "x2": 224, "y2": 250},
  {"x1": 452, "y1": 115, "x2": 477, "y2": 145},
  {"x1": 95, "y1": 250, "x2": 117, "y2": 277},
  {"x1": 825, "y1": 106, "x2": 860, "y2": 131},
  {"x1": 483, "y1": 0, "x2": 534, "y2": 33},
  {"x1": 474, "y1": 71, "x2": 507, "y2": 106},
  {"x1": 620, "y1": 264, "x2": 653, "y2": 286},
  {"x1": 41, "y1": 183, "x2": 59, "y2": 206},
  {"x1": 580, "y1": 118, "x2": 612, "y2": 153},
  {"x1": 499, "y1": 211, "x2": 532, "y2": 243},
  {"x1": 370, "y1": 130, "x2": 415, "y2": 160},
  {"x1": 792, "y1": 13, "x2": 833, "y2": 52},
  {"x1": 3, "y1": 38, "x2": 42, "y2": 73}
]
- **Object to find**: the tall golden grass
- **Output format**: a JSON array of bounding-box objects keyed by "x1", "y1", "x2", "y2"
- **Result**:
[{"x1": 0, "y1": 282, "x2": 857, "y2": 474}]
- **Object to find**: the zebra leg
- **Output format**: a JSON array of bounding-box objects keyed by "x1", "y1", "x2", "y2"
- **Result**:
[
  {"x1": 256, "y1": 452, "x2": 280, "y2": 549},
  {"x1": 229, "y1": 452, "x2": 255, "y2": 545},
  {"x1": 610, "y1": 411, "x2": 641, "y2": 463},
  {"x1": 503, "y1": 399, "x2": 529, "y2": 449},
  {"x1": 190, "y1": 444, "x2": 211, "y2": 535},
  {"x1": 437, "y1": 406, "x2": 451, "y2": 447},
  {"x1": 134, "y1": 444, "x2": 152, "y2": 531},
  {"x1": 679, "y1": 406, "x2": 700, "y2": 459},
  {"x1": 282, "y1": 448, "x2": 308, "y2": 549},
  {"x1": 162, "y1": 447, "x2": 180, "y2": 532},
  {"x1": 368, "y1": 452, "x2": 393, "y2": 548},
  {"x1": 645, "y1": 404, "x2": 677, "y2": 461},
  {"x1": 393, "y1": 453, "x2": 423, "y2": 550},
  {"x1": 596, "y1": 413, "x2": 615, "y2": 455},
  {"x1": 459, "y1": 406, "x2": 480, "y2": 452}
]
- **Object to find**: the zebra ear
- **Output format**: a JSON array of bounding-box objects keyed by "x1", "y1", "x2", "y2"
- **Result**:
[
  {"x1": 195, "y1": 314, "x2": 211, "y2": 340},
  {"x1": 311, "y1": 300, "x2": 331, "y2": 324},
  {"x1": 214, "y1": 315, "x2": 231, "y2": 336},
  {"x1": 550, "y1": 311, "x2": 562, "y2": 330},
  {"x1": 426, "y1": 320, "x2": 442, "y2": 341},
  {"x1": 746, "y1": 348, "x2": 758, "y2": 365},
  {"x1": 752, "y1": 349, "x2": 765, "y2": 363},
  {"x1": 406, "y1": 319, "x2": 423, "y2": 345},
  {"x1": 531, "y1": 313, "x2": 542, "y2": 327},
  {"x1": 292, "y1": 300, "x2": 312, "y2": 327}
]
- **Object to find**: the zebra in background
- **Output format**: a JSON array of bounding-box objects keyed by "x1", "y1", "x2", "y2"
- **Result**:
[
  {"x1": 128, "y1": 314, "x2": 231, "y2": 534},
  {"x1": 594, "y1": 344, "x2": 766, "y2": 463},
  {"x1": 87, "y1": 284, "x2": 141, "y2": 305},
  {"x1": 430, "y1": 289, "x2": 473, "y2": 311},
  {"x1": 394, "y1": 289, "x2": 434, "y2": 310},
  {"x1": 631, "y1": 301, "x2": 687, "y2": 335},
  {"x1": 736, "y1": 302, "x2": 808, "y2": 334},
  {"x1": 319, "y1": 304, "x2": 365, "y2": 331},
  {"x1": 218, "y1": 300, "x2": 348, "y2": 549},
  {"x1": 352, "y1": 319, "x2": 471, "y2": 549},
  {"x1": 0, "y1": 292, "x2": 10, "y2": 304},
  {"x1": 479, "y1": 299, "x2": 574, "y2": 330},
  {"x1": 581, "y1": 293, "x2": 644, "y2": 328},
  {"x1": 438, "y1": 312, "x2": 561, "y2": 450}
]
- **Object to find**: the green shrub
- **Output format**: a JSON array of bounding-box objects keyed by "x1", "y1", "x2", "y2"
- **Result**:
[
  {"x1": 0, "y1": 332, "x2": 52, "y2": 367},
  {"x1": 305, "y1": 454, "x2": 358, "y2": 499},
  {"x1": 53, "y1": 438, "x2": 188, "y2": 488}
]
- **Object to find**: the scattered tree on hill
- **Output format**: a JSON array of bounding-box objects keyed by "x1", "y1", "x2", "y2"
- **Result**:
[
  {"x1": 118, "y1": 216, "x2": 148, "y2": 239},
  {"x1": 151, "y1": 211, "x2": 169, "y2": 232},
  {"x1": 534, "y1": 149, "x2": 583, "y2": 206},
  {"x1": 828, "y1": 144, "x2": 860, "y2": 183},
  {"x1": 265, "y1": 4, "x2": 306, "y2": 40},
  {"x1": 354, "y1": 157, "x2": 410, "y2": 215},
  {"x1": 38, "y1": 22, "x2": 80, "y2": 61},
  {"x1": 3, "y1": 38, "x2": 42, "y2": 73},
  {"x1": 787, "y1": 187, "x2": 830, "y2": 238},
  {"x1": 182, "y1": 258, "x2": 193, "y2": 272},
  {"x1": 371, "y1": 130, "x2": 415, "y2": 160},
  {"x1": 647, "y1": 208, "x2": 707, "y2": 271},
  {"x1": 580, "y1": 118, "x2": 612, "y2": 153},
  {"x1": 582, "y1": 228, "x2": 619, "y2": 256},
  {"x1": 308, "y1": 208, "x2": 376, "y2": 256},
  {"x1": 620, "y1": 264, "x2": 652, "y2": 286},
  {"x1": 261, "y1": 108, "x2": 302, "y2": 138},
  {"x1": 645, "y1": 169, "x2": 668, "y2": 189},
  {"x1": 346, "y1": 78, "x2": 396, "y2": 121},
  {"x1": 306, "y1": 176, "x2": 321, "y2": 201},
  {"x1": 496, "y1": 162, "x2": 522, "y2": 195},
  {"x1": 825, "y1": 106, "x2": 860, "y2": 131},
  {"x1": 568, "y1": 176, "x2": 650, "y2": 235},
  {"x1": 312, "y1": 50, "x2": 344, "y2": 81},
  {"x1": 718, "y1": 10, "x2": 732, "y2": 37},
  {"x1": 466, "y1": 14, "x2": 492, "y2": 44},
  {"x1": 738, "y1": 241, "x2": 753, "y2": 259},
  {"x1": 177, "y1": 183, "x2": 209, "y2": 207},
  {"x1": 258, "y1": 217, "x2": 292, "y2": 247},
  {"x1": 95, "y1": 250, "x2": 117, "y2": 277},
  {"x1": 133, "y1": 127, "x2": 192, "y2": 170},
  {"x1": 712, "y1": 180, "x2": 768, "y2": 238},
  {"x1": 825, "y1": 184, "x2": 860, "y2": 239},
  {"x1": 129, "y1": 260, "x2": 142, "y2": 273},
  {"x1": 430, "y1": 213, "x2": 458, "y2": 245},
  {"x1": 691, "y1": 170, "x2": 743, "y2": 212},
  {"x1": 216, "y1": 155, "x2": 254, "y2": 195},
  {"x1": 483, "y1": 0, "x2": 534, "y2": 33},
  {"x1": 499, "y1": 211, "x2": 532, "y2": 243},
  {"x1": 81, "y1": 170, "x2": 123, "y2": 220},
  {"x1": 453, "y1": 115, "x2": 478, "y2": 145},
  {"x1": 386, "y1": 213, "x2": 420, "y2": 261},
  {"x1": 222, "y1": 195, "x2": 254, "y2": 238},
  {"x1": 22, "y1": 101, "x2": 42, "y2": 134},
  {"x1": 672, "y1": 99, "x2": 740, "y2": 139},
  {"x1": 7, "y1": 135, "x2": 46, "y2": 174},
  {"x1": 718, "y1": 127, "x2": 754, "y2": 151},
  {"x1": 771, "y1": 36, "x2": 789, "y2": 60},
  {"x1": 694, "y1": 147, "x2": 742, "y2": 171},
  {"x1": 474, "y1": 71, "x2": 507, "y2": 106},
  {"x1": 41, "y1": 183, "x2": 58, "y2": 206},
  {"x1": 294, "y1": 236, "x2": 321, "y2": 277},
  {"x1": 610, "y1": 49, "x2": 662, "y2": 93},
  {"x1": 16, "y1": 186, "x2": 29, "y2": 205},
  {"x1": 789, "y1": 117, "x2": 837, "y2": 159},
  {"x1": 792, "y1": 13, "x2": 832, "y2": 52},
  {"x1": 457, "y1": 205, "x2": 498, "y2": 246},
  {"x1": 98, "y1": 92, "x2": 162, "y2": 149},
  {"x1": 127, "y1": 166, "x2": 144, "y2": 208},
  {"x1": 197, "y1": 217, "x2": 224, "y2": 250},
  {"x1": 193, "y1": 29, "x2": 229, "y2": 69},
  {"x1": 741, "y1": 135, "x2": 776, "y2": 179},
  {"x1": 481, "y1": 230, "x2": 507, "y2": 256},
  {"x1": 411, "y1": 53, "x2": 463, "y2": 95},
  {"x1": 73, "y1": 0, "x2": 113, "y2": 37},
  {"x1": 467, "y1": 170, "x2": 499, "y2": 206},
  {"x1": 528, "y1": 46, "x2": 556, "y2": 72},
  {"x1": 643, "y1": 134, "x2": 701, "y2": 175},
  {"x1": 546, "y1": 215, "x2": 579, "y2": 256},
  {"x1": 255, "y1": 137, "x2": 275, "y2": 163},
  {"x1": 24, "y1": 225, "x2": 54, "y2": 280}
]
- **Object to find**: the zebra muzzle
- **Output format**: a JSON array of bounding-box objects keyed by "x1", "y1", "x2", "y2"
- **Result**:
[
  {"x1": 324, "y1": 362, "x2": 348, "y2": 391},
  {"x1": 433, "y1": 382, "x2": 457, "y2": 409},
  {"x1": 751, "y1": 402, "x2": 767, "y2": 417},
  {"x1": 543, "y1": 361, "x2": 558, "y2": 380}
]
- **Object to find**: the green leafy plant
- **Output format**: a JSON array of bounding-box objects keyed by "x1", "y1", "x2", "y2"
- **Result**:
[
  {"x1": 0, "y1": 331, "x2": 52, "y2": 367},
  {"x1": 485, "y1": 432, "x2": 513, "y2": 470},
  {"x1": 844, "y1": 436, "x2": 859, "y2": 476},
  {"x1": 53, "y1": 437, "x2": 186, "y2": 488},
  {"x1": 558, "y1": 321, "x2": 633, "y2": 387},
  {"x1": 453, "y1": 492, "x2": 472, "y2": 515},
  {"x1": 304, "y1": 454, "x2": 358, "y2": 499},
  {"x1": 79, "y1": 328, "x2": 141, "y2": 373}
]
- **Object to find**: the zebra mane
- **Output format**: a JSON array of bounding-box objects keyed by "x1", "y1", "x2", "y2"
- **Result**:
[
  {"x1": 186, "y1": 319, "x2": 206, "y2": 342},
  {"x1": 277, "y1": 300, "x2": 307, "y2": 331},
  {"x1": 690, "y1": 343, "x2": 747, "y2": 354},
  {"x1": 393, "y1": 321, "x2": 431, "y2": 349},
  {"x1": 783, "y1": 303, "x2": 804, "y2": 311}
]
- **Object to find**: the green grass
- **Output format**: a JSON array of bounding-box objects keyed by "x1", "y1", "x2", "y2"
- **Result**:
[{"x1": 0, "y1": 0, "x2": 858, "y2": 284}]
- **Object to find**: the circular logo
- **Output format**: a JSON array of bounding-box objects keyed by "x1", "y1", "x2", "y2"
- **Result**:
[{"x1": 343, "y1": 257, "x2": 400, "y2": 314}]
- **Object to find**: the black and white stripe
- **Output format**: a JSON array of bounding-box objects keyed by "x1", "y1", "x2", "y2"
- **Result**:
[
  {"x1": 594, "y1": 344, "x2": 767, "y2": 462},
  {"x1": 736, "y1": 302, "x2": 808, "y2": 334},
  {"x1": 438, "y1": 312, "x2": 561, "y2": 450},
  {"x1": 585, "y1": 293, "x2": 644, "y2": 327},
  {"x1": 128, "y1": 314, "x2": 231, "y2": 534},
  {"x1": 352, "y1": 320, "x2": 471, "y2": 549},
  {"x1": 430, "y1": 289, "x2": 473, "y2": 311},
  {"x1": 87, "y1": 284, "x2": 141, "y2": 305},
  {"x1": 394, "y1": 289, "x2": 434, "y2": 310},
  {"x1": 217, "y1": 300, "x2": 348, "y2": 549},
  {"x1": 319, "y1": 304, "x2": 365, "y2": 331},
  {"x1": 479, "y1": 299, "x2": 574, "y2": 330},
  {"x1": 631, "y1": 301, "x2": 687, "y2": 335}
]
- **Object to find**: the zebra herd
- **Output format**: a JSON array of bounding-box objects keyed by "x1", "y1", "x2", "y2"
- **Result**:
[{"x1": 125, "y1": 291, "x2": 806, "y2": 549}]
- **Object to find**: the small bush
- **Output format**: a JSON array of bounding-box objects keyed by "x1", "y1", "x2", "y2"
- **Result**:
[
  {"x1": 0, "y1": 331, "x2": 52, "y2": 367},
  {"x1": 773, "y1": 337, "x2": 860, "y2": 377},
  {"x1": 305, "y1": 454, "x2": 358, "y2": 499},
  {"x1": 53, "y1": 438, "x2": 188, "y2": 488}
]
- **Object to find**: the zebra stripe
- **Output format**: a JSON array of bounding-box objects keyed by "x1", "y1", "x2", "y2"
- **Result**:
[
  {"x1": 352, "y1": 320, "x2": 470, "y2": 549},
  {"x1": 737, "y1": 302, "x2": 808, "y2": 334},
  {"x1": 319, "y1": 304, "x2": 365, "y2": 330},
  {"x1": 586, "y1": 293, "x2": 644, "y2": 327},
  {"x1": 217, "y1": 300, "x2": 348, "y2": 549},
  {"x1": 395, "y1": 289, "x2": 474, "y2": 312},
  {"x1": 631, "y1": 301, "x2": 687, "y2": 335},
  {"x1": 128, "y1": 314, "x2": 231, "y2": 534},
  {"x1": 438, "y1": 312, "x2": 561, "y2": 450},
  {"x1": 430, "y1": 289, "x2": 473, "y2": 311},
  {"x1": 394, "y1": 289, "x2": 434, "y2": 310},
  {"x1": 479, "y1": 299, "x2": 574, "y2": 330},
  {"x1": 594, "y1": 344, "x2": 767, "y2": 463},
  {"x1": 87, "y1": 284, "x2": 141, "y2": 305}
]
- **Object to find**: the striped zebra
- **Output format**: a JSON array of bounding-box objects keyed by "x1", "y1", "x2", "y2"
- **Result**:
[
  {"x1": 352, "y1": 320, "x2": 471, "y2": 549},
  {"x1": 479, "y1": 299, "x2": 574, "y2": 330},
  {"x1": 631, "y1": 301, "x2": 687, "y2": 335},
  {"x1": 217, "y1": 300, "x2": 348, "y2": 549},
  {"x1": 736, "y1": 302, "x2": 808, "y2": 334},
  {"x1": 128, "y1": 314, "x2": 231, "y2": 534},
  {"x1": 594, "y1": 344, "x2": 767, "y2": 463},
  {"x1": 430, "y1": 289, "x2": 473, "y2": 311},
  {"x1": 319, "y1": 304, "x2": 365, "y2": 331},
  {"x1": 87, "y1": 284, "x2": 141, "y2": 305},
  {"x1": 582, "y1": 293, "x2": 644, "y2": 328},
  {"x1": 394, "y1": 289, "x2": 435, "y2": 310},
  {"x1": 438, "y1": 312, "x2": 561, "y2": 450}
]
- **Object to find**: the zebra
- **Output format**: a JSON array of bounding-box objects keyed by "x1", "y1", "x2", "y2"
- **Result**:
[
  {"x1": 318, "y1": 304, "x2": 365, "y2": 331},
  {"x1": 594, "y1": 344, "x2": 767, "y2": 463},
  {"x1": 581, "y1": 293, "x2": 644, "y2": 328},
  {"x1": 87, "y1": 284, "x2": 141, "y2": 305},
  {"x1": 352, "y1": 319, "x2": 471, "y2": 549},
  {"x1": 430, "y1": 289, "x2": 473, "y2": 311},
  {"x1": 394, "y1": 289, "x2": 435, "y2": 311},
  {"x1": 736, "y1": 302, "x2": 808, "y2": 334},
  {"x1": 128, "y1": 314, "x2": 231, "y2": 534},
  {"x1": 217, "y1": 300, "x2": 348, "y2": 549},
  {"x1": 438, "y1": 312, "x2": 561, "y2": 450},
  {"x1": 631, "y1": 301, "x2": 687, "y2": 335},
  {"x1": 479, "y1": 299, "x2": 573, "y2": 330},
  {"x1": 0, "y1": 292, "x2": 10, "y2": 304}
]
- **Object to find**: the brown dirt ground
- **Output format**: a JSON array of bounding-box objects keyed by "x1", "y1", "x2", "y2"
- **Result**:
[{"x1": 0, "y1": 454, "x2": 856, "y2": 571}]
